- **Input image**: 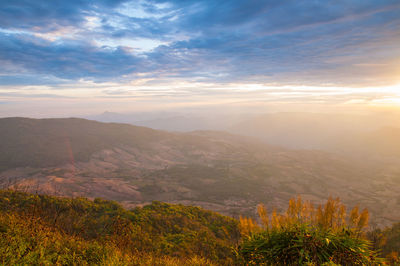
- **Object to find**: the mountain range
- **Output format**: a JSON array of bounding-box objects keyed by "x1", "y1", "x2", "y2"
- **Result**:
[{"x1": 1, "y1": 117, "x2": 399, "y2": 227}]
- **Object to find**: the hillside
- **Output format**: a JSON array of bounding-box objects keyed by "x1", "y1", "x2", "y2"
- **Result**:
[
  {"x1": 1, "y1": 117, "x2": 400, "y2": 226},
  {"x1": 0, "y1": 189, "x2": 239, "y2": 265},
  {"x1": 3, "y1": 190, "x2": 397, "y2": 265},
  {"x1": 0, "y1": 117, "x2": 171, "y2": 171},
  {"x1": 348, "y1": 127, "x2": 400, "y2": 158},
  {"x1": 229, "y1": 112, "x2": 400, "y2": 158}
]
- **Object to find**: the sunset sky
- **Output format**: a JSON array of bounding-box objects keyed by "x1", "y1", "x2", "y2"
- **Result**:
[{"x1": 1, "y1": 0, "x2": 400, "y2": 116}]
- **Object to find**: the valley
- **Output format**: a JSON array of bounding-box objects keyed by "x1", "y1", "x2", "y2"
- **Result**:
[{"x1": 1, "y1": 117, "x2": 399, "y2": 227}]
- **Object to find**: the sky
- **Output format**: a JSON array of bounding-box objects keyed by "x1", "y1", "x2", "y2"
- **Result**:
[{"x1": 0, "y1": 0, "x2": 400, "y2": 117}]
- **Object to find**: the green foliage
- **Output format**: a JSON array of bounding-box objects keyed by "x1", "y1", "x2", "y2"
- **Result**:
[
  {"x1": 0, "y1": 189, "x2": 239, "y2": 265},
  {"x1": 239, "y1": 225, "x2": 380, "y2": 265},
  {"x1": 368, "y1": 222, "x2": 400, "y2": 264},
  {"x1": 238, "y1": 197, "x2": 383, "y2": 265},
  {"x1": 0, "y1": 213, "x2": 132, "y2": 265},
  {"x1": 1, "y1": 189, "x2": 394, "y2": 265}
]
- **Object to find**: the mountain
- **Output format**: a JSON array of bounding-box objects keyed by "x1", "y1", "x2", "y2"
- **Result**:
[
  {"x1": 1, "y1": 117, "x2": 399, "y2": 226},
  {"x1": 347, "y1": 127, "x2": 400, "y2": 158},
  {"x1": 230, "y1": 112, "x2": 400, "y2": 159},
  {"x1": 230, "y1": 112, "x2": 390, "y2": 149},
  {"x1": 0, "y1": 189, "x2": 239, "y2": 265},
  {"x1": 0, "y1": 117, "x2": 169, "y2": 171},
  {"x1": 87, "y1": 111, "x2": 400, "y2": 157},
  {"x1": 86, "y1": 111, "x2": 244, "y2": 132}
]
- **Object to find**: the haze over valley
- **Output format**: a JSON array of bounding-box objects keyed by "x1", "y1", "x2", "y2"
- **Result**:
[
  {"x1": 1, "y1": 116, "x2": 400, "y2": 228},
  {"x1": 1, "y1": 0, "x2": 400, "y2": 264}
]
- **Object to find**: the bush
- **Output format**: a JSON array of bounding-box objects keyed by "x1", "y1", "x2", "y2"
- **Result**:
[
  {"x1": 368, "y1": 222, "x2": 400, "y2": 264},
  {"x1": 240, "y1": 224, "x2": 379, "y2": 265},
  {"x1": 238, "y1": 196, "x2": 383, "y2": 265}
]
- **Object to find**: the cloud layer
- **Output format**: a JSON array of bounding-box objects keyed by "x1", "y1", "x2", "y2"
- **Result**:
[
  {"x1": 1, "y1": 0, "x2": 400, "y2": 118},
  {"x1": 1, "y1": 0, "x2": 399, "y2": 86}
]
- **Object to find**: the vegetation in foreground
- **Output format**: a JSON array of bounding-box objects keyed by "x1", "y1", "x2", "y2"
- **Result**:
[
  {"x1": 368, "y1": 222, "x2": 400, "y2": 265},
  {"x1": 239, "y1": 197, "x2": 384, "y2": 265},
  {"x1": 0, "y1": 190, "x2": 398, "y2": 265},
  {"x1": 0, "y1": 189, "x2": 239, "y2": 265}
]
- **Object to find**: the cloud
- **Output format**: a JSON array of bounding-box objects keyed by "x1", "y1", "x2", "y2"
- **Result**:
[
  {"x1": 0, "y1": 92, "x2": 72, "y2": 98},
  {"x1": 0, "y1": 0, "x2": 128, "y2": 32},
  {"x1": 0, "y1": 0, "x2": 399, "y2": 87},
  {"x1": 0, "y1": 32, "x2": 144, "y2": 80},
  {"x1": 0, "y1": 74, "x2": 66, "y2": 86}
]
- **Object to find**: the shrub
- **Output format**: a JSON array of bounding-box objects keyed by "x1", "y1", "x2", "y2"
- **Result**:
[{"x1": 238, "y1": 196, "x2": 383, "y2": 265}]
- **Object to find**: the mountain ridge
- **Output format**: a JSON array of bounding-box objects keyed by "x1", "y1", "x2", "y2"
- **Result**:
[{"x1": 1, "y1": 117, "x2": 399, "y2": 227}]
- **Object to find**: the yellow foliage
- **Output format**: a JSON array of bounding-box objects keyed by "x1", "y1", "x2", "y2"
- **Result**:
[
  {"x1": 349, "y1": 205, "x2": 360, "y2": 227},
  {"x1": 239, "y1": 216, "x2": 260, "y2": 236},
  {"x1": 257, "y1": 204, "x2": 268, "y2": 229},
  {"x1": 240, "y1": 196, "x2": 370, "y2": 236},
  {"x1": 357, "y1": 208, "x2": 369, "y2": 231}
]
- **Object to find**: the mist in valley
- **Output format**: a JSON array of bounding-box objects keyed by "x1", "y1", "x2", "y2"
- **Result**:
[{"x1": 1, "y1": 0, "x2": 400, "y2": 263}]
